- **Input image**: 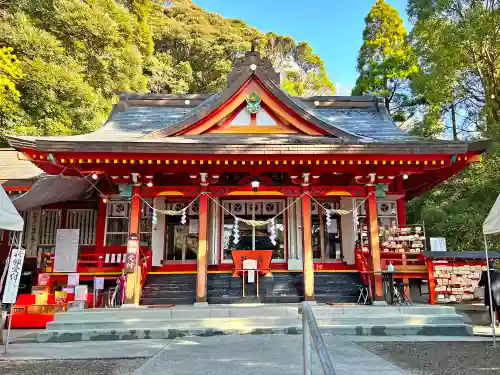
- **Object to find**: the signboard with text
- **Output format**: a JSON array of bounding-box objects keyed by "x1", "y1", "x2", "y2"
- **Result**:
[
  {"x1": 2, "y1": 247, "x2": 26, "y2": 304},
  {"x1": 94, "y1": 277, "x2": 105, "y2": 290},
  {"x1": 54, "y1": 229, "x2": 79, "y2": 272},
  {"x1": 430, "y1": 237, "x2": 447, "y2": 252},
  {"x1": 125, "y1": 238, "x2": 139, "y2": 272}
]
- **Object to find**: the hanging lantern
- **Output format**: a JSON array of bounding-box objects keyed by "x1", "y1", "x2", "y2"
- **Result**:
[{"x1": 181, "y1": 207, "x2": 187, "y2": 224}]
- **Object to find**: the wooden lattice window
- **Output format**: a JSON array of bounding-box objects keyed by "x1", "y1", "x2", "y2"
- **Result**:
[
  {"x1": 39, "y1": 209, "x2": 61, "y2": 245},
  {"x1": 105, "y1": 201, "x2": 130, "y2": 246},
  {"x1": 66, "y1": 209, "x2": 97, "y2": 246}
]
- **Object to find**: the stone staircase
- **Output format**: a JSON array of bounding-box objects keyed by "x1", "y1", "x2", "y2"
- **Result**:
[
  {"x1": 140, "y1": 274, "x2": 196, "y2": 306},
  {"x1": 140, "y1": 272, "x2": 362, "y2": 305},
  {"x1": 37, "y1": 304, "x2": 473, "y2": 343}
]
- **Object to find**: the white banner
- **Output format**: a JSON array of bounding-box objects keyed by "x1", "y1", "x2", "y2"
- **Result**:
[
  {"x1": 2, "y1": 247, "x2": 26, "y2": 304},
  {"x1": 430, "y1": 237, "x2": 447, "y2": 252},
  {"x1": 94, "y1": 277, "x2": 104, "y2": 290},
  {"x1": 74, "y1": 285, "x2": 88, "y2": 301},
  {"x1": 54, "y1": 229, "x2": 79, "y2": 272}
]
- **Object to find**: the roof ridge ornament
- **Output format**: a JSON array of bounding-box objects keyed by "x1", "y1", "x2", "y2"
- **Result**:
[{"x1": 227, "y1": 51, "x2": 280, "y2": 86}]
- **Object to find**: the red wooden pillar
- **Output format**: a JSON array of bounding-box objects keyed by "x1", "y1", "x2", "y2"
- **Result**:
[
  {"x1": 302, "y1": 192, "x2": 315, "y2": 301},
  {"x1": 427, "y1": 260, "x2": 436, "y2": 305},
  {"x1": 129, "y1": 187, "x2": 142, "y2": 237},
  {"x1": 196, "y1": 191, "x2": 209, "y2": 303},
  {"x1": 125, "y1": 186, "x2": 142, "y2": 305},
  {"x1": 95, "y1": 198, "x2": 107, "y2": 251},
  {"x1": 365, "y1": 186, "x2": 384, "y2": 303},
  {"x1": 396, "y1": 177, "x2": 407, "y2": 227}
]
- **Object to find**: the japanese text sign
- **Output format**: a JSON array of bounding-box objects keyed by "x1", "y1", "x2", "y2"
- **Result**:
[
  {"x1": 125, "y1": 238, "x2": 139, "y2": 272},
  {"x1": 2, "y1": 247, "x2": 26, "y2": 304}
]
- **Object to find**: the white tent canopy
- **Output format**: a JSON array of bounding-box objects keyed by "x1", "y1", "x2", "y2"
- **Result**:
[
  {"x1": 484, "y1": 194, "x2": 500, "y2": 235},
  {"x1": 483, "y1": 193, "x2": 500, "y2": 347},
  {"x1": 0, "y1": 185, "x2": 24, "y2": 231}
]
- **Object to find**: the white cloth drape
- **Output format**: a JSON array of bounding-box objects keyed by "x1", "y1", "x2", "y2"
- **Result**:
[
  {"x1": 483, "y1": 194, "x2": 500, "y2": 235},
  {"x1": 0, "y1": 185, "x2": 23, "y2": 231}
]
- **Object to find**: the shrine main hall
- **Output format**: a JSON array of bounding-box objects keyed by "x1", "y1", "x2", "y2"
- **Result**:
[{"x1": 4, "y1": 51, "x2": 487, "y2": 305}]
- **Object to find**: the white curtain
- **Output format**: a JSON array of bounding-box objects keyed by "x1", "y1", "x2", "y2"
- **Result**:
[{"x1": 0, "y1": 185, "x2": 24, "y2": 231}]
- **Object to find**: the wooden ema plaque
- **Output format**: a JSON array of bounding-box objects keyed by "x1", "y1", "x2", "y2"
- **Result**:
[
  {"x1": 27, "y1": 304, "x2": 67, "y2": 314},
  {"x1": 231, "y1": 250, "x2": 273, "y2": 277}
]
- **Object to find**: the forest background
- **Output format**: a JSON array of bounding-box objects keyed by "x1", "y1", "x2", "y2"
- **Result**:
[{"x1": 1, "y1": 0, "x2": 499, "y2": 250}]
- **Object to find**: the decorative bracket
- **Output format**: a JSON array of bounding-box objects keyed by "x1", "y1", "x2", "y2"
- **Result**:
[
  {"x1": 290, "y1": 173, "x2": 320, "y2": 187},
  {"x1": 190, "y1": 173, "x2": 219, "y2": 186}
]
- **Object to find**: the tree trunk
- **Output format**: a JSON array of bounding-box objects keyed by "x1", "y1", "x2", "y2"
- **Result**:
[{"x1": 450, "y1": 103, "x2": 458, "y2": 140}]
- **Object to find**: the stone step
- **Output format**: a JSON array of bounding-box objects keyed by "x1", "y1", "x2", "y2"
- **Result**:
[
  {"x1": 140, "y1": 297, "x2": 196, "y2": 306},
  {"x1": 45, "y1": 314, "x2": 466, "y2": 330},
  {"x1": 50, "y1": 305, "x2": 464, "y2": 322},
  {"x1": 37, "y1": 322, "x2": 472, "y2": 343},
  {"x1": 37, "y1": 304, "x2": 472, "y2": 342}
]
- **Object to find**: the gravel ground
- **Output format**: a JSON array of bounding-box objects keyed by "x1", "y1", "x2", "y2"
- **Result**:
[
  {"x1": 0, "y1": 358, "x2": 147, "y2": 375},
  {"x1": 359, "y1": 342, "x2": 500, "y2": 375}
]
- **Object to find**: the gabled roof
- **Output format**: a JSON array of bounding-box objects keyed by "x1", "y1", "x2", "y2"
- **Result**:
[
  {"x1": 6, "y1": 52, "x2": 489, "y2": 157},
  {"x1": 143, "y1": 53, "x2": 361, "y2": 139}
]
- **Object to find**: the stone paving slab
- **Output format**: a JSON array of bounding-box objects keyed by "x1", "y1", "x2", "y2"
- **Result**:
[
  {"x1": 131, "y1": 335, "x2": 409, "y2": 375},
  {"x1": 340, "y1": 335, "x2": 492, "y2": 342},
  {"x1": 0, "y1": 339, "x2": 169, "y2": 360}
]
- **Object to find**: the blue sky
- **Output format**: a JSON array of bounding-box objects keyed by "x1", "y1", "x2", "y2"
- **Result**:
[{"x1": 193, "y1": 0, "x2": 410, "y2": 95}]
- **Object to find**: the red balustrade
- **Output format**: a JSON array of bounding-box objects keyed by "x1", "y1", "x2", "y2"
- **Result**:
[{"x1": 40, "y1": 247, "x2": 150, "y2": 273}]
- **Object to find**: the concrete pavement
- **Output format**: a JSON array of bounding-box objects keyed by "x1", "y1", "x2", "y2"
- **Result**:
[
  {"x1": 131, "y1": 335, "x2": 409, "y2": 375},
  {"x1": 0, "y1": 334, "x2": 494, "y2": 374},
  {"x1": 0, "y1": 339, "x2": 169, "y2": 360}
]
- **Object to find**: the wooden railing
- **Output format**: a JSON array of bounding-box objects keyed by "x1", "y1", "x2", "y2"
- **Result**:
[{"x1": 40, "y1": 247, "x2": 150, "y2": 273}]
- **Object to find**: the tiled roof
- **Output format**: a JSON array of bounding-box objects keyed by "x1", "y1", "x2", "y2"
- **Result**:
[
  {"x1": 5, "y1": 50, "x2": 487, "y2": 154},
  {"x1": 19, "y1": 96, "x2": 406, "y2": 143},
  {"x1": 68, "y1": 106, "x2": 191, "y2": 141},
  {"x1": 312, "y1": 108, "x2": 412, "y2": 140},
  {"x1": 0, "y1": 148, "x2": 42, "y2": 185}
]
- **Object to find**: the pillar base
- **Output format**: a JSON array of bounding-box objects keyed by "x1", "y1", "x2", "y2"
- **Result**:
[
  {"x1": 194, "y1": 302, "x2": 209, "y2": 307},
  {"x1": 121, "y1": 303, "x2": 140, "y2": 308},
  {"x1": 303, "y1": 296, "x2": 316, "y2": 303},
  {"x1": 302, "y1": 300, "x2": 317, "y2": 305},
  {"x1": 372, "y1": 300, "x2": 388, "y2": 306}
]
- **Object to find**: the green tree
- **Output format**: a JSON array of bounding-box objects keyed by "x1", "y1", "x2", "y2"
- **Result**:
[
  {"x1": 407, "y1": 146, "x2": 500, "y2": 251},
  {"x1": 410, "y1": 104, "x2": 445, "y2": 139},
  {"x1": 0, "y1": 47, "x2": 23, "y2": 144},
  {"x1": 0, "y1": 0, "x2": 147, "y2": 142},
  {"x1": 10, "y1": 0, "x2": 147, "y2": 99},
  {"x1": 0, "y1": 47, "x2": 22, "y2": 116},
  {"x1": 408, "y1": 0, "x2": 500, "y2": 139},
  {"x1": 263, "y1": 34, "x2": 335, "y2": 96},
  {"x1": 352, "y1": 0, "x2": 419, "y2": 122},
  {"x1": 146, "y1": 52, "x2": 193, "y2": 94},
  {"x1": 408, "y1": 1, "x2": 500, "y2": 250},
  {"x1": 123, "y1": 0, "x2": 154, "y2": 57}
]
